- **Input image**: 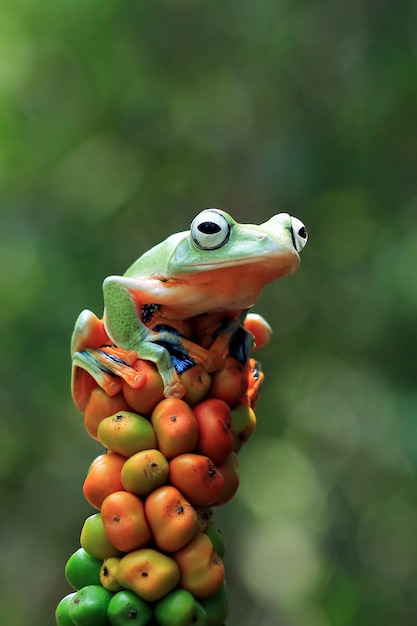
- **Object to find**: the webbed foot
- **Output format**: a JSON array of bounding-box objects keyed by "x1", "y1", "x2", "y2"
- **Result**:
[
  {"x1": 162, "y1": 379, "x2": 186, "y2": 399},
  {"x1": 71, "y1": 351, "x2": 124, "y2": 410}
]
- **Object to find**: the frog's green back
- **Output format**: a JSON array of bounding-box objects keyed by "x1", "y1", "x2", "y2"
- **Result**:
[{"x1": 123, "y1": 231, "x2": 188, "y2": 279}]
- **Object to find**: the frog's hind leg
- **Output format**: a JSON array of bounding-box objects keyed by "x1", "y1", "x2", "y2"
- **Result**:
[{"x1": 188, "y1": 315, "x2": 255, "y2": 369}]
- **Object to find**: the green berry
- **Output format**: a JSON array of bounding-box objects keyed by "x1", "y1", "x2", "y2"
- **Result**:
[
  {"x1": 107, "y1": 590, "x2": 153, "y2": 625},
  {"x1": 200, "y1": 581, "x2": 228, "y2": 626},
  {"x1": 56, "y1": 592, "x2": 76, "y2": 625},
  {"x1": 65, "y1": 548, "x2": 102, "y2": 590},
  {"x1": 69, "y1": 585, "x2": 113, "y2": 626},
  {"x1": 204, "y1": 522, "x2": 225, "y2": 559},
  {"x1": 155, "y1": 588, "x2": 207, "y2": 625}
]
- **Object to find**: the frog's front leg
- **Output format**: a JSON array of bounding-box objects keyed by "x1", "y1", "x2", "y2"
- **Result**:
[
  {"x1": 71, "y1": 309, "x2": 109, "y2": 357},
  {"x1": 71, "y1": 310, "x2": 121, "y2": 408},
  {"x1": 103, "y1": 276, "x2": 186, "y2": 398}
]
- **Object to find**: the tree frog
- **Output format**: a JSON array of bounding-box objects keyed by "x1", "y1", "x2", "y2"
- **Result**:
[{"x1": 71, "y1": 209, "x2": 307, "y2": 406}]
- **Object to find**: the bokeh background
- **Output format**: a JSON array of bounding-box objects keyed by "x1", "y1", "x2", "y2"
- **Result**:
[{"x1": 1, "y1": 1, "x2": 417, "y2": 624}]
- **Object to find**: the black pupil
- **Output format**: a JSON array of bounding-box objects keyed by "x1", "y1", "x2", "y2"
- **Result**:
[
  {"x1": 198, "y1": 221, "x2": 221, "y2": 234},
  {"x1": 298, "y1": 226, "x2": 307, "y2": 239}
]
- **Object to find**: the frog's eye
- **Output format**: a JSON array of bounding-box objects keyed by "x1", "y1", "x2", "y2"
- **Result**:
[
  {"x1": 290, "y1": 216, "x2": 308, "y2": 252},
  {"x1": 190, "y1": 209, "x2": 231, "y2": 250}
]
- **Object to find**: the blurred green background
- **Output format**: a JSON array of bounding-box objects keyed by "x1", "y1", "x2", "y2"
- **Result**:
[{"x1": 1, "y1": 1, "x2": 417, "y2": 624}]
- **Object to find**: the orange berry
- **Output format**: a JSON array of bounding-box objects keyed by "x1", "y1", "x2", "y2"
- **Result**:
[
  {"x1": 83, "y1": 453, "x2": 126, "y2": 510},
  {"x1": 172, "y1": 531, "x2": 224, "y2": 599},
  {"x1": 179, "y1": 363, "x2": 212, "y2": 406},
  {"x1": 208, "y1": 356, "x2": 249, "y2": 407},
  {"x1": 169, "y1": 454, "x2": 225, "y2": 507},
  {"x1": 144, "y1": 485, "x2": 198, "y2": 552},
  {"x1": 84, "y1": 388, "x2": 130, "y2": 440},
  {"x1": 101, "y1": 491, "x2": 152, "y2": 552},
  {"x1": 151, "y1": 398, "x2": 198, "y2": 460},
  {"x1": 193, "y1": 398, "x2": 234, "y2": 466},
  {"x1": 211, "y1": 452, "x2": 239, "y2": 506},
  {"x1": 122, "y1": 360, "x2": 164, "y2": 416}
]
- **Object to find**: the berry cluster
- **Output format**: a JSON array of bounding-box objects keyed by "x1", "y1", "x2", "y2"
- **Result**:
[{"x1": 56, "y1": 323, "x2": 265, "y2": 626}]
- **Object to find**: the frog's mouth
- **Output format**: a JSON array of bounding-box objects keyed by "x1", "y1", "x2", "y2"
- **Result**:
[
  {"x1": 159, "y1": 253, "x2": 298, "y2": 316},
  {"x1": 191, "y1": 249, "x2": 300, "y2": 281},
  {"x1": 180, "y1": 246, "x2": 301, "y2": 276}
]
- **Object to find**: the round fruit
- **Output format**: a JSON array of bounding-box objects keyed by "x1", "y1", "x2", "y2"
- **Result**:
[
  {"x1": 98, "y1": 411, "x2": 157, "y2": 457},
  {"x1": 116, "y1": 549, "x2": 180, "y2": 602},
  {"x1": 211, "y1": 452, "x2": 239, "y2": 506},
  {"x1": 144, "y1": 485, "x2": 198, "y2": 552},
  {"x1": 169, "y1": 454, "x2": 225, "y2": 507},
  {"x1": 155, "y1": 588, "x2": 208, "y2": 626},
  {"x1": 101, "y1": 491, "x2": 152, "y2": 552},
  {"x1": 193, "y1": 399, "x2": 234, "y2": 466},
  {"x1": 80, "y1": 513, "x2": 122, "y2": 560},
  {"x1": 193, "y1": 602, "x2": 208, "y2": 625},
  {"x1": 179, "y1": 363, "x2": 212, "y2": 406},
  {"x1": 84, "y1": 388, "x2": 131, "y2": 440},
  {"x1": 56, "y1": 592, "x2": 76, "y2": 626},
  {"x1": 65, "y1": 548, "x2": 102, "y2": 590},
  {"x1": 200, "y1": 581, "x2": 229, "y2": 626},
  {"x1": 204, "y1": 522, "x2": 225, "y2": 559},
  {"x1": 208, "y1": 356, "x2": 249, "y2": 406},
  {"x1": 230, "y1": 403, "x2": 256, "y2": 451},
  {"x1": 83, "y1": 453, "x2": 126, "y2": 510},
  {"x1": 122, "y1": 360, "x2": 164, "y2": 416},
  {"x1": 100, "y1": 558, "x2": 123, "y2": 592},
  {"x1": 172, "y1": 532, "x2": 224, "y2": 599},
  {"x1": 151, "y1": 398, "x2": 198, "y2": 459},
  {"x1": 107, "y1": 590, "x2": 153, "y2": 626},
  {"x1": 68, "y1": 585, "x2": 113, "y2": 626},
  {"x1": 121, "y1": 449, "x2": 169, "y2": 497}
]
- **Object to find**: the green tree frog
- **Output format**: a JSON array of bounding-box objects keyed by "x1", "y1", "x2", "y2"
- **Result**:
[{"x1": 71, "y1": 209, "x2": 307, "y2": 405}]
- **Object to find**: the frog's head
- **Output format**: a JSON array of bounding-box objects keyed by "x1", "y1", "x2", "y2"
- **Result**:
[
  {"x1": 123, "y1": 208, "x2": 308, "y2": 316},
  {"x1": 171, "y1": 208, "x2": 308, "y2": 281}
]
